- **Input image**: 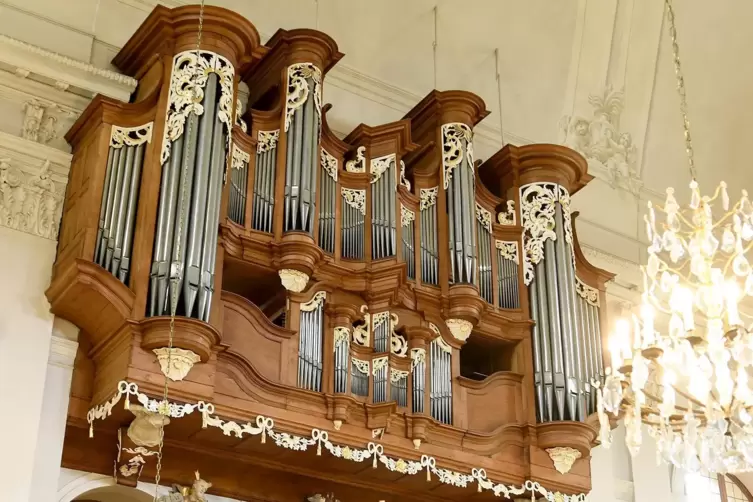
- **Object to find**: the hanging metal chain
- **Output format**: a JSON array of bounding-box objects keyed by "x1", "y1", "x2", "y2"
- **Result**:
[
  {"x1": 152, "y1": 1, "x2": 206, "y2": 499},
  {"x1": 494, "y1": 48, "x2": 505, "y2": 146},
  {"x1": 665, "y1": 0, "x2": 697, "y2": 181},
  {"x1": 432, "y1": 5, "x2": 438, "y2": 90}
]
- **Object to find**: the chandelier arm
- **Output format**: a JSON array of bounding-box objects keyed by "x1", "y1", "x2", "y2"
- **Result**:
[
  {"x1": 670, "y1": 383, "x2": 708, "y2": 410},
  {"x1": 722, "y1": 240, "x2": 753, "y2": 278}
]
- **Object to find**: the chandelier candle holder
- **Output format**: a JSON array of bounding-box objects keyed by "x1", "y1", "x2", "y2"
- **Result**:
[{"x1": 599, "y1": 182, "x2": 753, "y2": 472}]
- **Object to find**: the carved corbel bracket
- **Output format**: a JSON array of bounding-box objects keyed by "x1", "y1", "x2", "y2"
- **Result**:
[
  {"x1": 546, "y1": 446, "x2": 582, "y2": 475},
  {"x1": 274, "y1": 233, "x2": 325, "y2": 292},
  {"x1": 137, "y1": 316, "x2": 221, "y2": 363},
  {"x1": 153, "y1": 347, "x2": 202, "y2": 381},
  {"x1": 325, "y1": 393, "x2": 356, "y2": 427},
  {"x1": 278, "y1": 269, "x2": 310, "y2": 293},
  {"x1": 444, "y1": 284, "x2": 484, "y2": 340}
]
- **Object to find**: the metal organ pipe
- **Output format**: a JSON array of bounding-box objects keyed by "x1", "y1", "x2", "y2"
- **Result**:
[
  {"x1": 298, "y1": 292, "x2": 325, "y2": 392},
  {"x1": 429, "y1": 337, "x2": 452, "y2": 425},
  {"x1": 401, "y1": 206, "x2": 416, "y2": 280},
  {"x1": 319, "y1": 149, "x2": 337, "y2": 253},
  {"x1": 147, "y1": 51, "x2": 234, "y2": 322},
  {"x1": 419, "y1": 188, "x2": 439, "y2": 285},
  {"x1": 283, "y1": 64, "x2": 321, "y2": 235},
  {"x1": 252, "y1": 131, "x2": 279, "y2": 233},
  {"x1": 228, "y1": 144, "x2": 250, "y2": 227},
  {"x1": 476, "y1": 205, "x2": 493, "y2": 303},
  {"x1": 95, "y1": 123, "x2": 152, "y2": 285},
  {"x1": 370, "y1": 155, "x2": 397, "y2": 260}
]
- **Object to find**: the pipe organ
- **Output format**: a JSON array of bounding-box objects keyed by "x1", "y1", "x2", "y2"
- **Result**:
[{"x1": 50, "y1": 6, "x2": 618, "y2": 499}]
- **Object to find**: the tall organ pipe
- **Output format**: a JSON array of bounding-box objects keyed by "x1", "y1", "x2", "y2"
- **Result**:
[
  {"x1": 148, "y1": 51, "x2": 234, "y2": 321},
  {"x1": 370, "y1": 156, "x2": 397, "y2": 260},
  {"x1": 419, "y1": 188, "x2": 439, "y2": 285}
]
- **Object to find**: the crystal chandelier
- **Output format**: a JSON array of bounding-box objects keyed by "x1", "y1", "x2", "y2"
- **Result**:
[{"x1": 597, "y1": 0, "x2": 753, "y2": 474}]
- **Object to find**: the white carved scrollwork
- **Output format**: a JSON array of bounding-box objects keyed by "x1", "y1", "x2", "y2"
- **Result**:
[
  {"x1": 231, "y1": 144, "x2": 250, "y2": 171},
  {"x1": 372, "y1": 356, "x2": 389, "y2": 375},
  {"x1": 111, "y1": 123, "x2": 153, "y2": 148},
  {"x1": 441, "y1": 123, "x2": 474, "y2": 189},
  {"x1": 475, "y1": 203, "x2": 492, "y2": 232},
  {"x1": 575, "y1": 277, "x2": 600, "y2": 307},
  {"x1": 152, "y1": 347, "x2": 201, "y2": 382},
  {"x1": 390, "y1": 368, "x2": 409, "y2": 383},
  {"x1": 370, "y1": 153, "x2": 395, "y2": 184},
  {"x1": 520, "y1": 183, "x2": 575, "y2": 286},
  {"x1": 420, "y1": 187, "x2": 438, "y2": 210},
  {"x1": 301, "y1": 291, "x2": 326, "y2": 312},
  {"x1": 497, "y1": 200, "x2": 516, "y2": 226},
  {"x1": 352, "y1": 358, "x2": 370, "y2": 375},
  {"x1": 401, "y1": 205, "x2": 415, "y2": 227},
  {"x1": 352, "y1": 305, "x2": 370, "y2": 346},
  {"x1": 341, "y1": 187, "x2": 366, "y2": 215},
  {"x1": 345, "y1": 146, "x2": 366, "y2": 173},
  {"x1": 495, "y1": 240, "x2": 520, "y2": 264},
  {"x1": 160, "y1": 50, "x2": 235, "y2": 165},
  {"x1": 235, "y1": 98, "x2": 247, "y2": 133},
  {"x1": 372, "y1": 311, "x2": 390, "y2": 330},
  {"x1": 433, "y1": 334, "x2": 453, "y2": 354},
  {"x1": 333, "y1": 327, "x2": 350, "y2": 350},
  {"x1": 399, "y1": 160, "x2": 411, "y2": 191},
  {"x1": 445, "y1": 319, "x2": 472, "y2": 342},
  {"x1": 321, "y1": 148, "x2": 338, "y2": 181},
  {"x1": 257, "y1": 130, "x2": 280, "y2": 153},
  {"x1": 278, "y1": 269, "x2": 309, "y2": 292},
  {"x1": 410, "y1": 348, "x2": 426, "y2": 370},
  {"x1": 389, "y1": 313, "x2": 408, "y2": 357},
  {"x1": 284, "y1": 63, "x2": 322, "y2": 133}
]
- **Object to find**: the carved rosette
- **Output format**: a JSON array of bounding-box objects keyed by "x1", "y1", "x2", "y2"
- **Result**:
[
  {"x1": 345, "y1": 146, "x2": 366, "y2": 173},
  {"x1": 110, "y1": 123, "x2": 153, "y2": 148},
  {"x1": 575, "y1": 277, "x2": 599, "y2": 306},
  {"x1": 441, "y1": 123, "x2": 474, "y2": 189},
  {"x1": 475, "y1": 203, "x2": 492, "y2": 232},
  {"x1": 160, "y1": 50, "x2": 235, "y2": 165},
  {"x1": 278, "y1": 269, "x2": 310, "y2": 292},
  {"x1": 152, "y1": 347, "x2": 201, "y2": 381},
  {"x1": 284, "y1": 63, "x2": 323, "y2": 132},
  {"x1": 497, "y1": 200, "x2": 516, "y2": 226},
  {"x1": 401, "y1": 205, "x2": 415, "y2": 227},
  {"x1": 231, "y1": 144, "x2": 250, "y2": 170},
  {"x1": 370, "y1": 153, "x2": 395, "y2": 184},
  {"x1": 341, "y1": 187, "x2": 366, "y2": 215},
  {"x1": 321, "y1": 148, "x2": 338, "y2": 181},
  {"x1": 420, "y1": 187, "x2": 438, "y2": 210},
  {"x1": 520, "y1": 182, "x2": 575, "y2": 285},
  {"x1": 399, "y1": 160, "x2": 411, "y2": 191},
  {"x1": 495, "y1": 240, "x2": 520, "y2": 264},
  {"x1": 546, "y1": 446, "x2": 582, "y2": 474},
  {"x1": 257, "y1": 129, "x2": 280, "y2": 153},
  {"x1": 445, "y1": 319, "x2": 472, "y2": 342}
]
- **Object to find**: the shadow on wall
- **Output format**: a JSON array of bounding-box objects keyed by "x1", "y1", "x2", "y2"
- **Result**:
[{"x1": 73, "y1": 485, "x2": 152, "y2": 502}]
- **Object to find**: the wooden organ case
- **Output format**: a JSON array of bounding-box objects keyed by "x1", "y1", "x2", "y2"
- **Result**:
[{"x1": 48, "y1": 5, "x2": 616, "y2": 502}]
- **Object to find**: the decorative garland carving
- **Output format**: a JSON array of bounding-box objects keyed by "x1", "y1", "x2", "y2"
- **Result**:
[
  {"x1": 370, "y1": 153, "x2": 395, "y2": 184},
  {"x1": 372, "y1": 356, "x2": 389, "y2": 375},
  {"x1": 575, "y1": 277, "x2": 600, "y2": 307},
  {"x1": 345, "y1": 146, "x2": 366, "y2": 173},
  {"x1": 441, "y1": 123, "x2": 474, "y2": 189},
  {"x1": 445, "y1": 319, "x2": 472, "y2": 342},
  {"x1": 160, "y1": 50, "x2": 235, "y2": 165},
  {"x1": 235, "y1": 98, "x2": 247, "y2": 133},
  {"x1": 231, "y1": 144, "x2": 250, "y2": 171},
  {"x1": 475, "y1": 203, "x2": 492, "y2": 233},
  {"x1": 301, "y1": 291, "x2": 326, "y2": 312},
  {"x1": 352, "y1": 358, "x2": 370, "y2": 375},
  {"x1": 284, "y1": 63, "x2": 322, "y2": 133},
  {"x1": 420, "y1": 187, "x2": 438, "y2": 210},
  {"x1": 321, "y1": 148, "x2": 338, "y2": 182},
  {"x1": 400, "y1": 205, "x2": 415, "y2": 228},
  {"x1": 352, "y1": 305, "x2": 370, "y2": 346},
  {"x1": 257, "y1": 130, "x2": 280, "y2": 154},
  {"x1": 152, "y1": 347, "x2": 201, "y2": 382},
  {"x1": 497, "y1": 200, "x2": 516, "y2": 226},
  {"x1": 495, "y1": 240, "x2": 520, "y2": 264},
  {"x1": 89, "y1": 382, "x2": 587, "y2": 500},
  {"x1": 520, "y1": 183, "x2": 575, "y2": 286},
  {"x1": 390, "y1": 368, "x2": 409, "y2": 383},
  {"x1": 278, "y1": 269, "x2": 309, "y2": 293},
  {"x1": 341, "y1": 187, "x2": 366, "y2": 215},
  {"x1": 399, "y1": 160, "x2": 411, "y2": 191},
  {"x1": 410, "y1": 348, "x2": 426, "y2": 370},
  {"x1": 333, "y1": 327, "x2": 350, "y2": 349},
  {"x1": 110, "y1": 123, "x2": 153, "y2": 148}
]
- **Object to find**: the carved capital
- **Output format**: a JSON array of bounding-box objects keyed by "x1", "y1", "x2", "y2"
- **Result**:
[
  {"x1": 445, "y1": 318, "x2": 472, "y2": 342},
  {"x1": 153, "y1": 347, "x2": 201, "y2": 381},
  {"x1": 546, "y1": 446, "x2": 582, "y2": 474},
  {"x1": 278, "y1": 269, "x2": 309, "y2": 292}
]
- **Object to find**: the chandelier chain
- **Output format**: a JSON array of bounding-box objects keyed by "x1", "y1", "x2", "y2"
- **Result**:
[
  {"x1": 665, "y1": 0, "x2": 697, "y2": 182},
  {"x1": 152, "y1": 0, "x2": 206, "y2": 498},
  {"x1": 494, "y1": 48, "x2": 505, "y2": 146},
  {"x1": 432, "y1": 5, "x2": 438, "y2": 90}
]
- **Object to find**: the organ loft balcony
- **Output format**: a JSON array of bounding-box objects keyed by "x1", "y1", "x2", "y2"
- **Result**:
[{"x1": 45, "y1": 4, "x2": 616, "y2": 501}]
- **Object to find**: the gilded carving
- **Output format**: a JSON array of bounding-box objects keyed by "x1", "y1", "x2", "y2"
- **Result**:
[
  {"x1": 497, "y1": 200, "x2": 516, "y2": 225},
  {"x1": 157, "y1": 471, "x2": 212, "y2": 502},
  {"x1": 575, "y1": 277, "x2": 599, "y2": 307},
  {"x1": 300, "y1": 291, "x2": 326, "y2": 311},
  {"x1": 321, "y1": 148, "x2": 338, "y2": 181},
  {"x1": 284, "y1": 63, "x2": 322, "y2": 133},
  {"x1": 420, "y1": 187, "x2": 438, "y2": 210},
  {"x1": 401, "y1": 204, "x2": 415, "y2": 227},
  {"x1": 441, "y1": 123, "x2": 474, "y2": 189},
  {"x1": 341, "y1": 187, "x2": 366, "y2": 215},
  {"x1": 111, "y1": 123, "x2": 153, "y2": 148},
  {"x1": 257, "y1": 129, "x2": 279, "y2": 154},
  {"x1": 370, "y1": 153, "x2": 395, "y2": 184},
  {"x1": 231, "y1": 144, "x2": 250, "y2": 171},
  {"x1": 445, "y1": 319, "x2": 471, "y2": 342},
  {"x1": 495, "y1": 240, "x2": 519, "y2": 264},
  {"x1": 399, "y1": 159, "x2": 411, "y2": 191},
  {"x1": 278, "y1": 269, "x2": 309, "y2": 293},
  {"x1": 546, "y1": 447, "x2": 582, "y2": 475},
  {"x1": 345, "y1": 146, "x2": 366, "y2": 173},
  {"x1": 152, "y1": 347, "x2": 201, "y2": 382},
  {"x1": 475, "y1": 203, "x2": 492, "y2": 232}
]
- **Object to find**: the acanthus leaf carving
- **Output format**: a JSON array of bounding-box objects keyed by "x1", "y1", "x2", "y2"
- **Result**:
[
  {"x1": 257, "y1": 130, "x2": 280, "y2": 154},
  {"x1": 345, "y1": 146, "x2": 366, "y2": 173},
  {"x1": 441, "y1": 123, "x2": 474, "y2": 189},
  {"x1": 399, "y1": 159, "x2": 411, "y2": 191},
  {"x1": 284, "y1": 63, "x2": 322, "y2": 133},
  {"x1": 300, "y1": 291, "x2": 326, "y2": 311},
  {"x1": 420, "y1": 187, "x2": 438, "y2": 211},
  {"x1": 235, "y1": 98, "x2": 247, "y2": 133},
  {"x1": 370, "y1": 153, "x2": 395, "y2": 184},
  {"x1": 231, "y1": 144, "x2": 250, "y2": 170},
  {"x1": 444, "y1": 319, "x2": 471, "y2": 342},
  {"x1": 497, "y1": 200, "x2": 516, "y2": 226},
  {"x1": 278, "y1": 269, "x2": 309, "y2": 293},
  {"x1": 475, "y1": 203, "x2": 492, "y2": 233},
  {"x1": 575, "y1": 277, "x2": 600, "y2": 307},
  {"x1": 546, "y1": 446, "x2": 582, "y2": 475},
  {"x1": 341, "y1": 187, "x2": 366, "y2": 215},
  {"x1": 401, "y1": 204, "x2": 415, "y2": 227},
  {"x1": 152, "y1": 347, "x2": 201, "y2": 382},
  {"x1": 111, "y1": 123, "x2": 153, "y2": 148},
  {"x1": 495, "y1": 240, "x2": 520, "y2": 264},
  {"x1": 321, "y1": 148, "x2": 338, "y2": 181}
]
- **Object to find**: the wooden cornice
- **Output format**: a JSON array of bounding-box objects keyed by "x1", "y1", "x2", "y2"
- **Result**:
[
  {"x1": 403, "y1": 90, "x2": 490, "y2": 146},
  {"x1": 113, "y1": 5, "x2": 261, "y2": 78}
]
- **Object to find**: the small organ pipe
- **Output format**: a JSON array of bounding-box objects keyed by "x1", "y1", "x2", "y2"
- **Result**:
[
  {"x1": 118, "y1": 143, "x2": 145, "y2": 283},
  {"x1": 95, "y1": 148, "x2": 116, "y2": 264}
]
